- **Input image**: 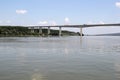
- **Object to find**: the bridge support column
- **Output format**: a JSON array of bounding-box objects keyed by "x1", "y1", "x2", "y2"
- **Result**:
[
  {"x1": 59, "y1": 27, "x2": 62, "y2": 36},
  {"x1": 31, "y1": 27, "x2": 34, "y2": 33},
  {"x1": 80, "y1": 27, "x2": 83, "y2": 37},
  {"x1": 48, "y1": 27, "x2": 50, "y2": 35},
  {"x1": 39, "y1": 27, "x2": 42, "y2": 34}
]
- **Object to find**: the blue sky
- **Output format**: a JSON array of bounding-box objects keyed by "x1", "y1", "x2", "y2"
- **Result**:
[{"x1": 0, "y1": 0, "x2": 120, "y2": 34}]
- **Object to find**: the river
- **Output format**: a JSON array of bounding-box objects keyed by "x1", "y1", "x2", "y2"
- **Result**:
[{"x1": 0, "y1": 36, "x2": 120, "y2": 80}]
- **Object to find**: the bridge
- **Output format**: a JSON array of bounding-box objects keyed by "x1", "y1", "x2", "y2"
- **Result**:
[{"x1": 27, "y1": 23, "x2": 120, "y2": 36}]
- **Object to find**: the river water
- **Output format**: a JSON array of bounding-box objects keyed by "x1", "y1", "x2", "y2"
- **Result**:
[{"x1": 0, "y1": 36, "x2": 120, "y2": 80}]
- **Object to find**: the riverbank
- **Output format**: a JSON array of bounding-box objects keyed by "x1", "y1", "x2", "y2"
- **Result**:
[{"x1": 0, "y1": 26, "x2": 81, "y2": 37}]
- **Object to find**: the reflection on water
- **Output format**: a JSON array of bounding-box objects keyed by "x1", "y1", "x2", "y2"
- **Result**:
[
  {"x1": 0, "y1": 36, "x2": 120, "y2": 80},
  {"x1": 32, "y1": 72, "x2": 46, "y2": 80}
]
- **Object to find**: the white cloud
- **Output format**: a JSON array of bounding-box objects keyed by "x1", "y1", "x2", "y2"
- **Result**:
[
  {"x1": 0, "y1": 20, "x2": 12, "y2": 25},
  {"x1": 6, "y1": 20, "x2": 11, "y2": 23},
  {"x1": 38, "y1": 21, "x2": 48, "y2": 25},
  {"x1": 50, "y1": 21, "x2": 57, "y2": 26},
  {"x1": 99, "y1": 21, "x2": 105, "y2": 24},
  {"x1": 0, "y1": 21, "x2": 2, "y2": 23},
  {"x1": 87, "y1": 21, "x2": 94, "y2": 24},
  {"x1": 16, "y1": 10, "x2": 27, "y2": 14},
  {"x1": 65, "y1": 17, "x2": 70, "y2": 25},
  {"x1": 116, "y1": 2, "x2": 120, "y2": 8}
]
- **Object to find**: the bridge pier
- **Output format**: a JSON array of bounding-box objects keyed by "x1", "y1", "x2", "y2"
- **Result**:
[
  {"x1": 31, "y1": 27, "x2": 34, "y2": 33},
  {"x1": 59, "y1": 27, "x2": 62, "y2": 36},
  {"x1": 80, "y1": 27, "x2": 83, "y2": 37},
  {"x1": 48, "y1": 27, "x2": 50, "y2": 35},
  {"x1": 39, "y1": 27, "x2": 42, "y2": 34}
]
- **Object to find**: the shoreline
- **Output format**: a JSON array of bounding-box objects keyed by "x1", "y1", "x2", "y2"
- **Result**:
[{"x1": 0, "y1": 26, "x2": 81, "y2": 37}]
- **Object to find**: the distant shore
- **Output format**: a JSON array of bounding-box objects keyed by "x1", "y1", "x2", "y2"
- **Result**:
[{"x1": 0, "y1": 26, "x2": 82, "y2": 37}]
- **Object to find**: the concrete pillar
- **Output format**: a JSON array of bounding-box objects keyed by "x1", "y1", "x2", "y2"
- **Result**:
[
  {"x1": 80, "y1": 27, "x2": 83, "y2": 37},
  {"x1": 59, "y1": 27, "x2": 62, "y2": 36},
  {"x1": 48, "y1": 27, "x2": 50, "y2": 35},
  {"x1": 39, "y1": 27, "x2": 42, "y2": 34},
  {"x1": 31, "y1": 27, "x2": 34, "y2": 33}
]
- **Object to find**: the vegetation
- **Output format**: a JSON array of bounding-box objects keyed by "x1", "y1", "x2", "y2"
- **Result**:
[{"x1": 0, "y1": 26, "x2": 82, "y2": 37}]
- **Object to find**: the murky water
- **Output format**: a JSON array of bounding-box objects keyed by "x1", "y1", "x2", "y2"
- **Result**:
[{"x1": 0, "y1": 36, "x2": 120, "y2": 80}]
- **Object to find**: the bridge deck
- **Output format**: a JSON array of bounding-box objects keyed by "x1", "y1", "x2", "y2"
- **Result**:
[{"x1": 28, "y1": 23, "x2": 120, "y2": 28}]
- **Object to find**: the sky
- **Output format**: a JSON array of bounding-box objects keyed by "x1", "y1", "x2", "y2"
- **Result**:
[{"x1": 0, "y1": 0, "x2": 120, "y2": 34}]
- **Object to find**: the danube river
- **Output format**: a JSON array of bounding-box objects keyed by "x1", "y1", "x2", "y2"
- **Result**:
[{"x1": 0, "y1": 36, "x2": 120, "y2": 80}]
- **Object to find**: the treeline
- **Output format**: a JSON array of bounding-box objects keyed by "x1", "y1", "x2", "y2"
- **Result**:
[
  {"x1": 0, "y1": 26, "x2": 31, "y2": 36},
  {"x1": 0, "y1": 26, "x2": 80, "y2": 37}
]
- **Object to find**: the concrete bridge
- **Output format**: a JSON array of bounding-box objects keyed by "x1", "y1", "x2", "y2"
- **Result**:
[{"x1": 27, "y1": 23, "x2": 120, "y2": 36}]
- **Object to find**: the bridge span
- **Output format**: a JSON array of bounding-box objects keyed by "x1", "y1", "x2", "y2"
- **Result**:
[{"x1": 28, "y1": 23, "x2": 120, "y2": 36}]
